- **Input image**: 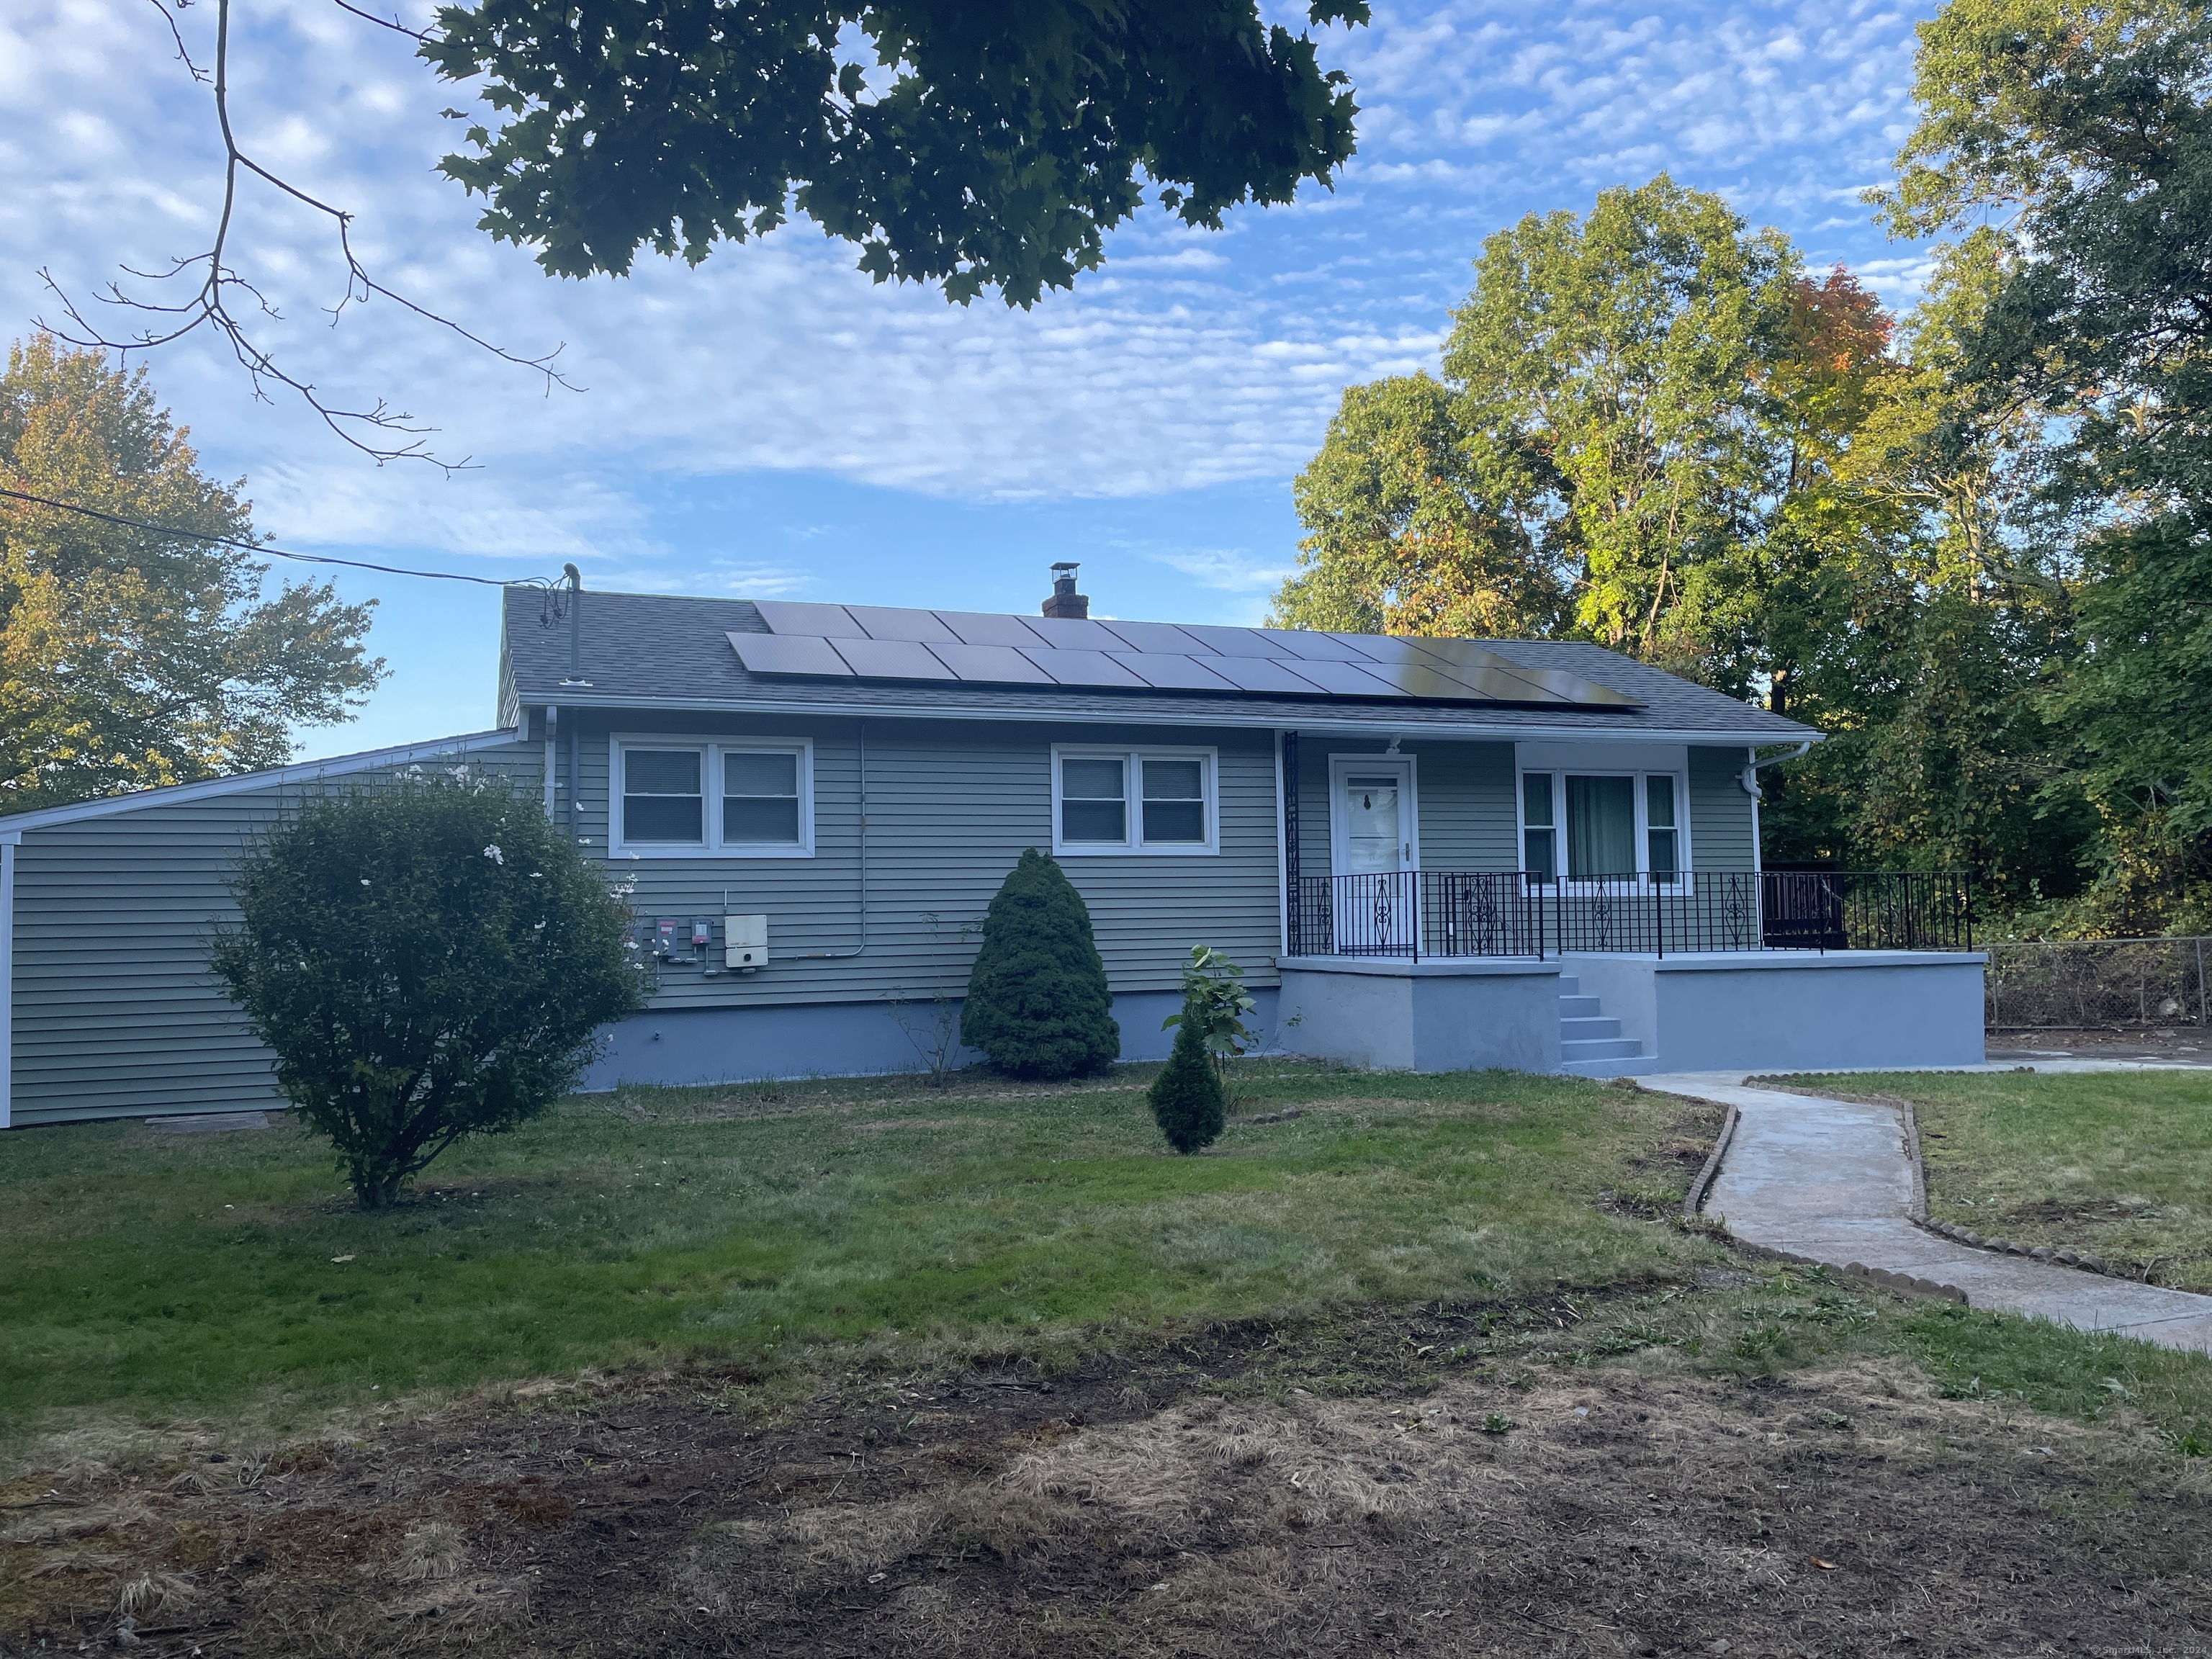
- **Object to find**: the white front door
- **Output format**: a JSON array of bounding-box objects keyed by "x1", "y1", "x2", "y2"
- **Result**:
[
  {"x1": 1332, "y1": 757, "x2": 1416, "y2": 873},
  {"x1": 1328, "y1": 757, "x2": 1418, "y2": 953}
]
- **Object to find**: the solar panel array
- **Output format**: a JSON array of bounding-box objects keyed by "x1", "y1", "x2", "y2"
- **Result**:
[{"x1": 729, "y1": 601, "x2": 1641, "y2": 708}]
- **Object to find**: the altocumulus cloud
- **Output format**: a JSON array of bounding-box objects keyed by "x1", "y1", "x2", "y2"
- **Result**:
[{"x1": 4, "y1": 0, "x2": 1935, "y2": 567}]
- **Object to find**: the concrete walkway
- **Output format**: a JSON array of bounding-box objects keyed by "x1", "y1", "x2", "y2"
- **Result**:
[{"x1": 1642, "y1": 1069, "x2": 2212, "y2": 1356}]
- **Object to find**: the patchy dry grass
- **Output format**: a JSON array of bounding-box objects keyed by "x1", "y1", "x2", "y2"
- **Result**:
[{"x1": 4, "y1": 1283, "x2": 2211, "y2": 1657}]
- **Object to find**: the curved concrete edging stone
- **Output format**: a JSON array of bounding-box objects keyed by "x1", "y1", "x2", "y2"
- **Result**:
[{"x1": 1642, "y1": 1068, "x2": 2212, "y2": 1356}]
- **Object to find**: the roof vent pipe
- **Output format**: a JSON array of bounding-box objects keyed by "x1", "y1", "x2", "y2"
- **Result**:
[
  {"x1": 559, "y1": 563, "x2": 591, "y2": 688},
  {"x1": 1043, "y1": 562, "x2": 1088, "y2": 619}
]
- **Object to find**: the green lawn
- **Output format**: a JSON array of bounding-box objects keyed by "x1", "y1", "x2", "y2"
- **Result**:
[
  {"x1": 0, "y1": 1064, "x2": 1719, "y2": 1448},
  {"x1": 1786, "y1": 1069, "x2": 2212, "y2": 1291}
]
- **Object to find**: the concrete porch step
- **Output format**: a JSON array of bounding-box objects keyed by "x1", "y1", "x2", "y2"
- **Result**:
[
  {"x1": 1559, "y1": 994, "x2": 1603, "y2": 1017},
  {"x1": 1560, "y1": 1015, "x2": 1622, "y2": 1041},
  {"x1": 1560, "y1": 1053, "x2": 1661, "y2": 1079},
  {"x1": 1562, "y1": 1036, "x2": 1642, "y2": 1061},
  {"x1": 1557, "y1": 976, "x2": 1582, "y2": 997}
]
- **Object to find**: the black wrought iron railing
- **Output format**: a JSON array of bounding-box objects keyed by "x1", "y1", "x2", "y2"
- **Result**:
[{"x1": 1286, "y1": 870, "x2": 1972, "y2": 960}]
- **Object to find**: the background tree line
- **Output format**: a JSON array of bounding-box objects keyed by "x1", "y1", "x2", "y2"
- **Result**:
[{"x1": 1270, "y1": 0, "x2": 2212, "y2": 938}]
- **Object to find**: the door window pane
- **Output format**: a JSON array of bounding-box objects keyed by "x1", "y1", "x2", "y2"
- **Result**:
[
  {"x1": 1344, "y1": 773, "x2": 1402, "y2": 874},
  {"x1": 724, "y1": 749, "x2": 801, "y2": 845},
  {"x1": 1645, "y1": 775, "x2": 1678, "y2": 880},
  {"x1": 622, "y1": 749, "x2": 703, "y2": 842},
  {"x1": 1061, "y1": 756, "x2": 1127, "y2": 843},
  {"x1": 1565, "y1": 775, "x2": 1636, "y2": 878},
  {"x1": 1521, "y1": 772, "x2": 1555, "y2": 884},
  {"x1": 1140, "y1": 758, "x2": 1206, "y2": 844}
]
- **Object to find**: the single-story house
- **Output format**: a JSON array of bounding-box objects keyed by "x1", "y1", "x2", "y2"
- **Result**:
[{"x1": 0, "y1": 568, "x2": 1984, "y2": 1128}]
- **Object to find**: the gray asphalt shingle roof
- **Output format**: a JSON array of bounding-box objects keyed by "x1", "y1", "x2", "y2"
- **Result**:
[{"x1": 502, "y1": 590, "x2": 1817, "y2": 743}]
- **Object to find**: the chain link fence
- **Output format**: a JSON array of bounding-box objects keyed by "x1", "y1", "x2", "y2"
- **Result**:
[{"x1": 1984, "y1": 937, "x2": 2211, "y2": 1031}]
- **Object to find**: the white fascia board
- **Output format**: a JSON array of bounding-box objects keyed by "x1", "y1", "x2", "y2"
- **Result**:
[
  {"x1": 0, "y1": 727, "x2": 526, "y2": 839},
  {"x1": 518, "y1": 692, "x2": 1820, "y2": 748}
]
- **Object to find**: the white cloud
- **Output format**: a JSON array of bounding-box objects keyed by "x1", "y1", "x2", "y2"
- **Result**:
[{"x1": 1147, "y1": 547, "x2": 1295, "y2": 594}]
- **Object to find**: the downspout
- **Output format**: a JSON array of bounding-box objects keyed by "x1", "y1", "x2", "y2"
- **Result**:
[
  {"x1": 799, "y1": 719, "x2": 868, "y2": 960},
  {"x1": 0, "y1": 831, "x2": 14, "y2": 1130},
  {"x1": 542, "y1": 705, "x2": 558, "y2": 820},
  {"x1": 1273, "y1": 731, "x2": 1288, "y2": 959},
  {"x1": 557, "y1": 565, "x2": 590, "y2": 850}
]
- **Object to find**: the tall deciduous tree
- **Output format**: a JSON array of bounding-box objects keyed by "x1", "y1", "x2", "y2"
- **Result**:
[
  {"x1": 1442, "y1": 176, "x2": 1799, "y2": 684},
  {"x1": 1877, "y1": 0, "x2": 2212, "y2": 930},
  {"x1": 426, "y1": 0, "x2": 1370, "y2": 306},
  {"x1": 0, "y1": 336, "x2": 382, "y2": 811},
  {"x1": 1268, "y1": 373, "x2": 1566, "y2": 639}
]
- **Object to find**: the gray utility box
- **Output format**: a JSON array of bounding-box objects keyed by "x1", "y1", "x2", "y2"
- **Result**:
[{"x1": 724, "y1": 914, "x2": 769, "y2": 970}]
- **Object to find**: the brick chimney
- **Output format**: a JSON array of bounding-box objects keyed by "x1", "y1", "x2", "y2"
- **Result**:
[{"x1": 1042, "y1": 562, "x2": 1089, "y2": 619}]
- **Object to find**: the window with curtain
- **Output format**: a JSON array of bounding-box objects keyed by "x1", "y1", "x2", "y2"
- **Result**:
[
  {"x1": 1565, "y1": 775, "x2": 1637, "y2": 878},
  {"x1": 1521, "y1": 768, "x2": 1687, "y2": 884}
]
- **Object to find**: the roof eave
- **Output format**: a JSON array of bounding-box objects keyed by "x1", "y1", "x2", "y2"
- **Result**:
[{"x1": 511, "y1": 686, "x2": 1819, "y2": 745}]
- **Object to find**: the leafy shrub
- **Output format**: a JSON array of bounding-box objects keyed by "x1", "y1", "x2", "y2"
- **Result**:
[
  {"x1": 1148, "y1": 1010, "x2": 1226, "y2": 1154},
  {"x1": 1161, "y1": 944, "x2": 1258, "y2": 1102},
  {"x1": 959, "y1": 848, "x2": 1119, "y2": 1078},
  {"x1": 210, "y1": 770, "x2": 647, "y2": 1207}
]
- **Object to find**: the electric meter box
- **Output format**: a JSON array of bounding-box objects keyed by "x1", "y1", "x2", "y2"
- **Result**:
[{"x1": 724, "y1": 914, "x2": 769, "y2": 969}]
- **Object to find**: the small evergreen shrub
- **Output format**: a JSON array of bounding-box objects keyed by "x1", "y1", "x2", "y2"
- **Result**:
[
  {"x1": 959, "y1": 848, "x2": 1120, "y2": 1078},
  {"x1": 210, "y1": 770, "x2": 647, "y2": 1208},
  {"x1": 1148, "y1": 1010, "x2": 1226, "y2": 1154}
]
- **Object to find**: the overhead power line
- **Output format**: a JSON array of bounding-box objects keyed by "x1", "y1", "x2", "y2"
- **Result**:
[{"x1": 0, "y1": 484, "x2": 562, "y2": 590}]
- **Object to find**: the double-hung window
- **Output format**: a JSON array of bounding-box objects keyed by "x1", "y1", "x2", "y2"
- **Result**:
[
  {"x1": 613, "y1": 738, "x2": 814, "y2": 856},
  {"x1": 1519, "y1": 770, "x2": 1686, "y2": 886},
  {"x1": 1053, "y1": 747, "x2": 1217, "y2": 855}
]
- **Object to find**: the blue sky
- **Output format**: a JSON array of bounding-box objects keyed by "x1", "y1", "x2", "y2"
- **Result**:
[{"x1": 4, "y1": 1, "x2": 1936, "y2": 757}]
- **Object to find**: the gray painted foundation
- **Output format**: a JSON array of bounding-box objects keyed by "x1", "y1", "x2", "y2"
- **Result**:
[
  {"x1": 583, "y1": 988, "x2": 1283, "y2": 1089},
  {"x1": 1274, "y1": 956, "x2": 1564, "y2": 1073},
  {"x1": 1563, "y1": 951, "x2": 1987, "y2": 1074}
]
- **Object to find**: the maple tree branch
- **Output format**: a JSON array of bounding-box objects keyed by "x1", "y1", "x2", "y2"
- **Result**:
[{"x1": 37, "y1": 0, "x2": 577, "y2": 471}]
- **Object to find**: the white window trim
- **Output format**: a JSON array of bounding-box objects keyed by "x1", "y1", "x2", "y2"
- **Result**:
[
  {"x1": 1051, "y1": 744, "x2": 1219, "y2": 856},
  {"x1": 1515, "y1": 766, "x2": 1691, "y2": 891},
  {"x1": 610, "y1": 735, "x2": 816, "y2": 859},
  {"x1": 1326, "y1": 752, "x2": 1421, "y2": 874}
]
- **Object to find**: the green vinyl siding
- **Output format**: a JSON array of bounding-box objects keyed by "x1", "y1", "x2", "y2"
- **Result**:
[
  {"x1": 562, "y1": 713, "x2": 1284, "y2": 1010},
  {"x1": 1688, "y1": 745, "x2": 1757, "y2": 871},
  {"x1": 8, "y1": 739, "x2": 544, "y2": 1128}
]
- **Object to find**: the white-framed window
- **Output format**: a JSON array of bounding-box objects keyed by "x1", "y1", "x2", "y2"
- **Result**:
[
  {"x1": 611, "y1": 737, "x2": 814, "y2": 858},
  {"x1": 1517, "y1": 768, "x2": 1688, "y2": 887},
  {"x1": 1051, "y1": 745, "x2": 1218, "y2": 856}
]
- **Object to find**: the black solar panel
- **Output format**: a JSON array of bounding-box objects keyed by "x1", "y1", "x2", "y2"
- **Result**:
[
  {"x1": 929, "y1": 641, "x2": 1056, "y2": 684},
  {"x1": 729, "y1": 601, "x2": 1642, "y2": 706},
  {"x1": 937, "y1": 610, "x2": 1046, "y2": 648},
  {"x1": 847, "y1": 604, "x2": 958, "y2": 642},
  {"x1": 1108, "y1": 652, "x2": 1236, "y2": 691},
  {"x1": 832, "y1": 637, "x2": 957, "y2": 680},
  {"x1": 727, "y1": 633, "x2": 855, "y2": 677},
  {"x1": 752, "y1": 600, "x2": 864, "y2": 637}
]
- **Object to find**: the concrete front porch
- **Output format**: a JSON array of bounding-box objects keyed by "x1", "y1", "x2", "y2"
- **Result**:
[{"x1": 1272, "y1": 950, "x2": 1986, "y2": 1077}]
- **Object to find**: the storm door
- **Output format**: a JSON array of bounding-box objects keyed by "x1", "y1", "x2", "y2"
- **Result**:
[{"x1": 1327, "y1": 757, "x2": 1419, "y2": 955}]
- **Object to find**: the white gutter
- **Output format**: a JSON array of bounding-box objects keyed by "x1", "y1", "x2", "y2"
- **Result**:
[{"x1": 511, "y1": 690, "x2": 1820, "y2": 749}]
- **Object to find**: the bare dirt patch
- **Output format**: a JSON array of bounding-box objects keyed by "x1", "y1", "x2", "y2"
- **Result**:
[{"x1": 5, "y1": 1300, "x2": 2208, "y2": 1658}]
